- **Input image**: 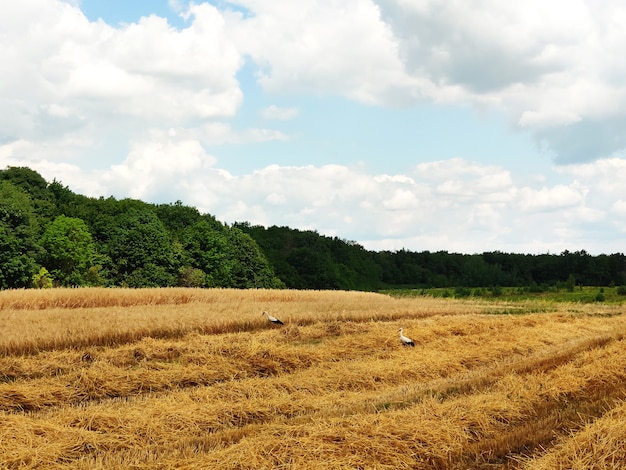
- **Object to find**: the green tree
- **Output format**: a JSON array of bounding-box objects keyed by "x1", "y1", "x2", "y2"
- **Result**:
[
  {"x1": 40, "y1": 215, "x2": 98, "y2": 286},
  {"x1": 180, "y1": 219, "x2": 231, "y2": 287},
  {"x1": 0, "y1": 181, "x2": 40, "y2": 288},
  {"x1": 177, "y1": 266, "x2": 207, "y2": 287},
  {"x1": 0, "y1": 166, "x2": 56, "y2": 222},
  {"x1": 32, "y1": 267, "x2": 53, "y2": 288},
  {"x1": 107, "y1": 209, "x2": 175, "y2": 286},
  {"x1": 155, "y1": 201, "x2": 202, "y2": 235},
  {"x1": 225, "y1": 228, "x2": 284, "y2": 288}
]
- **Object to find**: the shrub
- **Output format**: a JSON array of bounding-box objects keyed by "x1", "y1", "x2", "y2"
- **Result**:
[
  {"x1": 454, "y1": 286, "x2": 471, "y2": 298},
  {"x1": 32, "y1": 267, "x2": 53, "y2": 289},
  {"x1": 489, "y1": 285, "x2": 503, "y2": 297}
]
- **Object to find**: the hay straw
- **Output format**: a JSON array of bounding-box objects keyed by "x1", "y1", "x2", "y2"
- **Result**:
[{"x1": 0, "y1": 289, "x2": 625, "y2": 468}]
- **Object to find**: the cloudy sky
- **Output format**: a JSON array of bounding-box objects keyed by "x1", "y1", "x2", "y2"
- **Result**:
[{"x1": 2, "y1": 0, "x2": 626, "y2": 254}]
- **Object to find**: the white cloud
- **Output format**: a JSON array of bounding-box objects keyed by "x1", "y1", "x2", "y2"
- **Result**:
[
  {"x1": 222, "y1": 0, "x2": 626, "y2": 161},
  {"x1": 0, "y1": 0, "x2": 243, "y2": 151},
  {"x1": 557, "y1": 158, "x2": 626, "y2": 195},
  {"x1": 8, "y1": 151, "x2": 625, "y2": 254},
  {"x1": 228, "y1": 0, "x2": 418, "y2": 105},
  {"x1": 168, "y1": 0, "x2": 187, "y2": 14},
  {"x1": 517, "y1": 183, "x2": 587, "y2": 213},
  {"x1": 613, "y1": 200, "x2": 626, "y2": 215},
  {"x1": 5, "y1": 0, "x2": 626, "y2": 167},
  {"x1": 260, "y1": 105, "x2": 299, "y2": 121},
  {"x1": 414, "y1": 158, "x2": 515, "y2": 203},
  {"x1": 3, "y1": 1, "x2": 626, "y2": 255},
  {"x1": 102, "y1": 134, "x2": 217, "y2": 201}
]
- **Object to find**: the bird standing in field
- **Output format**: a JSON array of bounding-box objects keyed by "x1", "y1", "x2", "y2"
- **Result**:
[
  {"x1": 399, "y1": 327, "x2": 415, "y2": 347},
  {"x1": 262, "y1": 311, "x2": 284, "y2": 325}
]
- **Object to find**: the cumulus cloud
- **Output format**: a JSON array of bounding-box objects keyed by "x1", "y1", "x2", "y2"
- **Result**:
[
  {"x1": 223, "y1": 0, "x2": 626, "y2": 162},
  {"x1": 103, "y1": 134, "x2": 217, "y2": 201},
  {"x1": 227, "y1": 0, "x2": 419, "y2": 105},
  {"x1": 12, "y1": 148, "x2": 626, "y2": 254},
  {"x1": 5, "y1": 0, "x2": 626, "y2": 164},
  {"x1": 516, "y1": 184, "x2": 587, "y2": 213},
  {"x1": 260, "y1": 105, "x2": 299, "y2": 121},
  {"x1": 0, "y1": 0, "x2": 243, "y2": 156},
  {"x1": 3, "y1": 0, "x2": 626, "y2": 254}
]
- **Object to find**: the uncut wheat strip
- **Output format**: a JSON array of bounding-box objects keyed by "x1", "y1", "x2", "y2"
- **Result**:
[
  {"x1": 0, "y1": 286, "x2": 480, "y2": 312},
  {"x1": 0, "y1": 287, "x2": 294, "y2": 310},
  {"x1": 0, "y1": 287, "x2": 210, "y2": 310},
  {"x1": 0, "y1": 293, "x2": 489, "y2": 357},
  {"x1": 0, "y1": 302, "x2": 261, "y2": 357}
]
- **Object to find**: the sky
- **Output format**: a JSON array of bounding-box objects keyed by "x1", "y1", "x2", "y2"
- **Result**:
[{"x1": 1, "y1": 0, "x2": 626, "y2": 255}]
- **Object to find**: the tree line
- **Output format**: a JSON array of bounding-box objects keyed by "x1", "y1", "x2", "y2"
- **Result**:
[
  {"x1": 1, "y1": 166, "x2": 625, "y2": 291},
  {"x1": 0, "y1": 167, "x2": 282, "y2": 289},
  {"x1": 235, "y1": 223, "x2": 626, "y2": 291}
]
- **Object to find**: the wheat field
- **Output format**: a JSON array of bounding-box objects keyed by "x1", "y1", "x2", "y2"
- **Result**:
[{"x1": 1, "y1": 288, "x2": 625, "y2": 469}]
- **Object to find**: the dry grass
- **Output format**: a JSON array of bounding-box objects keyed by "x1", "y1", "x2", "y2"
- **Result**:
[
  {"x1": 521, "y1": 400, "x2": 626, "y2": 469},
  {"x1": 0, "y1": 287, "x2": 486, "y2": 356},
  {"x1": 0, "y1": 288, "x2": 625, "y2": 468}
]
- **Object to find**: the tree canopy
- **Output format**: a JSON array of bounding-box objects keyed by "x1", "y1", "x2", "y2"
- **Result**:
[
  {"x1": 1, "y1": 166, "x2": 625, "y2": 291},
  {"x1": 0, "y1": 167, "x2": 283, "y2": 289}
]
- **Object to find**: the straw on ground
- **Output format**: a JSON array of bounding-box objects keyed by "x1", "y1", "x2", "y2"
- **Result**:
[{"x1": 0, "y1": 287, "x2": 625, "y2": 469}]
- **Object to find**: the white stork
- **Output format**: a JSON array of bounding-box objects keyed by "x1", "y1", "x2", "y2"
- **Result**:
[
  {"x1": 399, "y1": 328, "x2": 415, "y2": 347},
  {"x1": 262, "y1": 311, "x2": 284, "y2": 325}
]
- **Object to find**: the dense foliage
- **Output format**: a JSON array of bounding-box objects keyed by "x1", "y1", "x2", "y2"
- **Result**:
[
  {"x1": 234, "y1": 223, "x2": 383, "y2": 291},
  {"x1": 0, "y1": 167, "x2": 283, "y2": 289},
  {"x1": 1, "y1": 166, "x2": 625, "y2": 291},
  {"x1": 237, "y1": 224, "x2": 626, "y2": 291}
]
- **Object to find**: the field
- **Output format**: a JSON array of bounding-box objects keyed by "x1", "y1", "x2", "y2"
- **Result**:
[
  {"x1": 1, "y1": 288, "x2": 626, "y2": 469},
  {"x1": 385, "y1": 285, "x2": 626, "y2": 303}
]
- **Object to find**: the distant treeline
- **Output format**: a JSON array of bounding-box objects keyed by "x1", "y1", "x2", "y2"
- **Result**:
[
  {"x1": 1, "y1": 166, "x2": 625, "y2": 291},
  {"x1": 236, "y1": 223, "x2": 626, "y2": 290}
]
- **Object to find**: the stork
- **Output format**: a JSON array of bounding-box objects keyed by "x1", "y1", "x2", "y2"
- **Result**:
[
  {"x1": 262, "y1": 311, "x2": 284, "y2": 325},
  {"x1": 399, "y1": 328, "x2": 415, "y2": 347}
]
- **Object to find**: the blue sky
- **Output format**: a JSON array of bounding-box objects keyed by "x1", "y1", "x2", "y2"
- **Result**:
[
  {"x1": 2, "y1": 0, "x2": 626, "y2": 254},
  {"x1": 81, "y1": 0, "x2": 549, "y2": 176},
  {"x1": 80, "y1": 0, "x2": 186, "y2": 27}
]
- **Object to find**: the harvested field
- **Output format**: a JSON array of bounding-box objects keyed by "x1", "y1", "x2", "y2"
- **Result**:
[{"x1": 0, "y1": 288, "x2": 625, "y2": 469}]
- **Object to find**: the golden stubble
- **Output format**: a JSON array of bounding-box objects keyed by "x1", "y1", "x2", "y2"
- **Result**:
[{"x1": 0, "y1": 287, "x2": 625, "y2": 469}]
